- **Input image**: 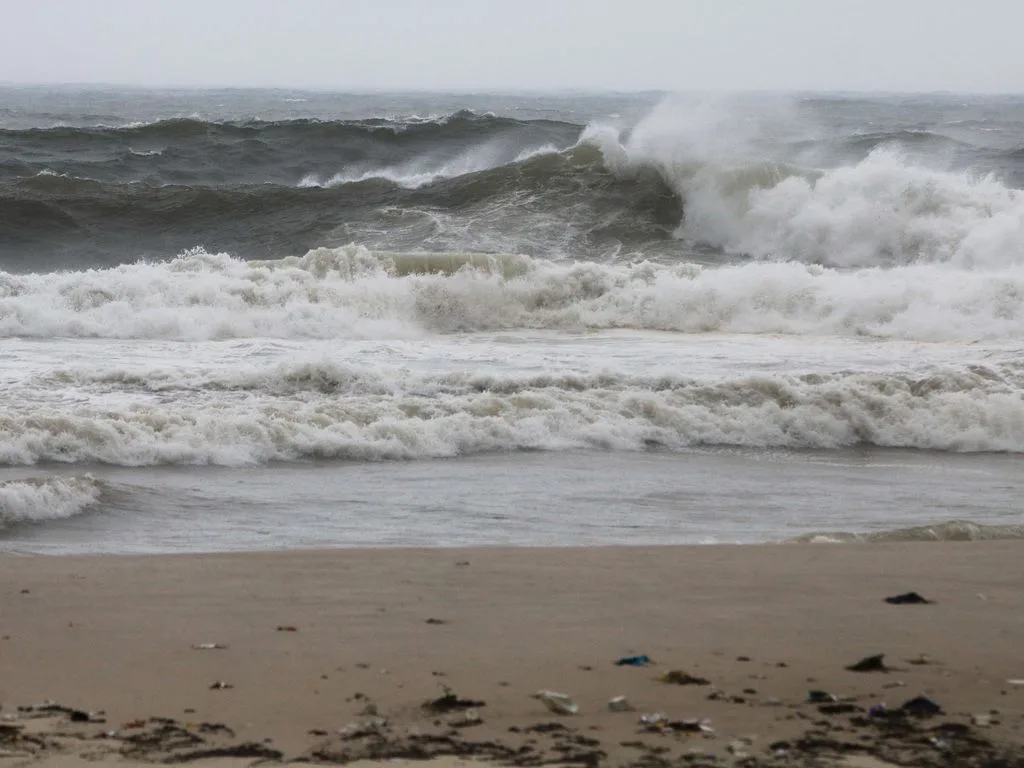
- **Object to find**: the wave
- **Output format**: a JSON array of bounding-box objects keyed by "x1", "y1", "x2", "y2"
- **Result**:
[
  {"x1": 1, "y1": 246, "x2": 1022, "y2": 341},
  {"x1": 581, "y1": 98, "x2": 1024, "y2": 269},
  {"x1": 789, "y1": 519, "x2": 1024, "y2": 543},
  {"x1": 0, "y1": 475, "x2": 104, "y2": 526},
  {"x1": 843, "y1": 129, "x2": 976, "y2": 154},
  {"x1": 299, "y1": 143, "x2": 564, "y2": 189},
  {"x1": 0, "y1": 112, "x2": 582, "y2": 189},
  {"x1": 4, "y1": 363, "x2": 1024, "y2": 466},
  {"x1": 6, "y1": 97, "x2": 1024, "y2": 273},
  {"x1": 0, "y1": 110, "x2": 578, "y2": 143},
  {"x1": 0, "y1": 147, "x2": 681, "y2": 269}
]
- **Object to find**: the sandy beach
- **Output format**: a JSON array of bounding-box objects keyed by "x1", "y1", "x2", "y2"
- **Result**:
[{"x1": 1, "y1": 542, "x2": 1023, "y2": 767}]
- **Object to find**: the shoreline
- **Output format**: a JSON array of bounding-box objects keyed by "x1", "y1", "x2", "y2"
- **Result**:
[{"x1": 2, "y1": 542, "x2": 1023, "y2": 765}]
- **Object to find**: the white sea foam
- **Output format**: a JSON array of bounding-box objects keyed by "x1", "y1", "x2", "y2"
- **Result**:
[
  {"x1": 0, "y1": 475, "x2": 104, "y2": 526},
  {"x1": 1, "y1": 246, "x2": 1023, "y2": 342},
  {"x1": 3, "y1": 363, "x2": 1023, "y2": 466},
  {"x1": 790, "y1": 519, "x2": 1024, "y2": 543},
  {"x1": 583, "y1": 96, "x2": 1024, "y2": 269},
  {"x1": 298, "y1": 144, "x2": 560, "y2": 189}
]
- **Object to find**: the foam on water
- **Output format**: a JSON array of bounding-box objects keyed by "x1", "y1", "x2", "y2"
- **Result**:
[
  {"x1": 2, "y1": 361, "x2": 1023, "y2": 466},
  {"x1": 298, "y1": 144, "x2": 561, "y2": 189},
  {"x1": 2, "y1": 246, "x2": 1023, "y2": 342},
  {"x1": 790, "y1": 519, "x2": 1024, "y2": 543},
  {"x1": 0, "y1": 475, "x2": 103, "y2": 526},
  {"x1": 584, "y1": 96, "x2": 1024, "y2": 269}
]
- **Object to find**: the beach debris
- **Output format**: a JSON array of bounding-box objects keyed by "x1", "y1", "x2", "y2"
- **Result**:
[
  {"x1": 818, "y1": 703, "x2": 862, "y2": 715},
  {"x1": 276, "y1": 625, "x2": 298, "y2": 632},
  {"x1": 807, "y1": 690, "x2": 838, "y2": 703},
  {"x1": 357, "y1": 702, "x2": 378, "y2": 716},
  {"x1": 524, "y1": 722, "x2": 571, "y2": 734},
  {"x1": 338, "y1": 718, "x2": 388, "y2": 739},
  {"x1": 906, "y1": 653, "x2": 932, "y2": 665},
  {"x1": 638, "y1": 714, "x2": 712, "y2": 734},
  {"x1": 615, "y1": 654, "x2": 652, "y2": 667},
  {"x1": 450, "y1": 708, "x2": 483, "y2": 728},
  {"x1": 14, "y1": 703, "x2": 103, "y2": 723},
  {"x1": 882, "y1": 680, "x2": 907, "y2": 689},
  {"x1": 209, "y1": 681, "x2": 234, "y2": 690},
  {"x1": 885, "y1": 591, "x2": 933, "y2": 605},
  {"x1": 607, "y1": 696, "x2": 634, "y2": 712},
  {"x1": 455, "y1": 561, "x2": 470, "y2": 567},
  {"x1": 971, "y1": 713, "x2": 994, "y2": 727},
  {"x1": 422, "y1": 687, "x2": 485, "y2": 714},
  {"x1": 1006, "y1": 679, "x2": 1024, "y2": 686},
  {"x1": 846, "y1": 653, "x2": 889, "y2": 672},
  {"x1": 425, "y1": 618, "x2": 447, "y2": 625},
  {"x1": 191, "y1": 643, "x2": 227, "y2": 650},
  {"x1": 727, "y1": 738, "x2": 752, "y2": 757},
  {"x1": 658, "y1": 670, "x2": 710, "y2": 686},
  {"x1": 674, "y1": 718, "x2": 714, "y2": 734},
  {"x1": 196, "y1": 723, "x2": 234, "y2": 736},
  {"x1": 736, "y1": 656, "x2": 751, "y2": 662},
  {"x1": 639, "y1": 713, "x2": 668, "y2": 731},
  {"x1": 531, "y1": 690, "x2": 578, "y2": 715},
  {"x1": 900, "y1": 695, "x2": 942, "y2": 717}
]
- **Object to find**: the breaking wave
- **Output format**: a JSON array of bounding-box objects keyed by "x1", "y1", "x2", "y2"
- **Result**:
[
  {"x1": 790, "y1": 519, "x2": 1024, "y2": 543},
  {"x1": 583, "y1": 98, "x2": 1024, "y2": 269},
  {"x1": 7, "y1": 99, "x2": 1024, "y2": 272},
  {"x1": 0, "y1": 475, "x2": 104, "y2": 526},
  {"x1": 5, "y1": 361, "x2": 1024, "y2": 466},
  {"x1": 1, "y1": 246, "x2": 1022, "y2": 341}
]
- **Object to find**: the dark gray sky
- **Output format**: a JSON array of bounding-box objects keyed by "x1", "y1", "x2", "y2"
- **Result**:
[{"x1": 2, "y1": 0, "x2": 1021, "y2": 93}]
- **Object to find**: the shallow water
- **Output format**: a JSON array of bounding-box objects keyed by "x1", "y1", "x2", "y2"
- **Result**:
[{"x1": 0, "y1": 446, "x2": 1020, "y2": 554}]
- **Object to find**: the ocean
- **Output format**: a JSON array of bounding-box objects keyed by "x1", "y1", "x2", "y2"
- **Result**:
[{"x1": 1, "y1": 86, "x2": 1022, "y2": 553}]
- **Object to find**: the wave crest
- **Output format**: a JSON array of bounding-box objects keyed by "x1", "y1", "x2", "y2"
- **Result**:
[
  {"x1": 584, "y1": 97, "x2": 1024, "y2": 269},
  {"x1": 5, "y1": 365, "x2": 1024, "y2": 466},
  {"x1": 2, "y1": 246, "x2": 1023, "y2": 341},
  {"x1": 0, "y1": 475, "x2": 104, "y2": 526},
  {"x1": 790, "y1": 519, "x2": 1024, "y2": 543}
]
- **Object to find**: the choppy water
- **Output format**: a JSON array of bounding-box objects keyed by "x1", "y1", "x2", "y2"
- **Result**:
[{"x1": 1, "y1": 87, "x2": 1022, "y2": 553}]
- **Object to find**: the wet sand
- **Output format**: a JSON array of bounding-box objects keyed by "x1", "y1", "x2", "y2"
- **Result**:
[{"x1": 1, "y1": 542, "x2": 1023, "y2": 766}]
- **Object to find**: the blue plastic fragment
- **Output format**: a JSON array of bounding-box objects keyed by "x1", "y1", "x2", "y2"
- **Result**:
[{"x1": 615, "y1": 655, "x2": 652, "y2": 667}]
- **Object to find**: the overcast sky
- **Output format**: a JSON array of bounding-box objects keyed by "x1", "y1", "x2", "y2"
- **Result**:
[{"x1": 2, "y1": 0, "x2": 1021, "y2": 93}]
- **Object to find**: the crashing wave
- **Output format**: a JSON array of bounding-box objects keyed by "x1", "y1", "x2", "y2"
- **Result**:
[{"x1": 0, "y1": 475, "x2": 104, "y2": 527}]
